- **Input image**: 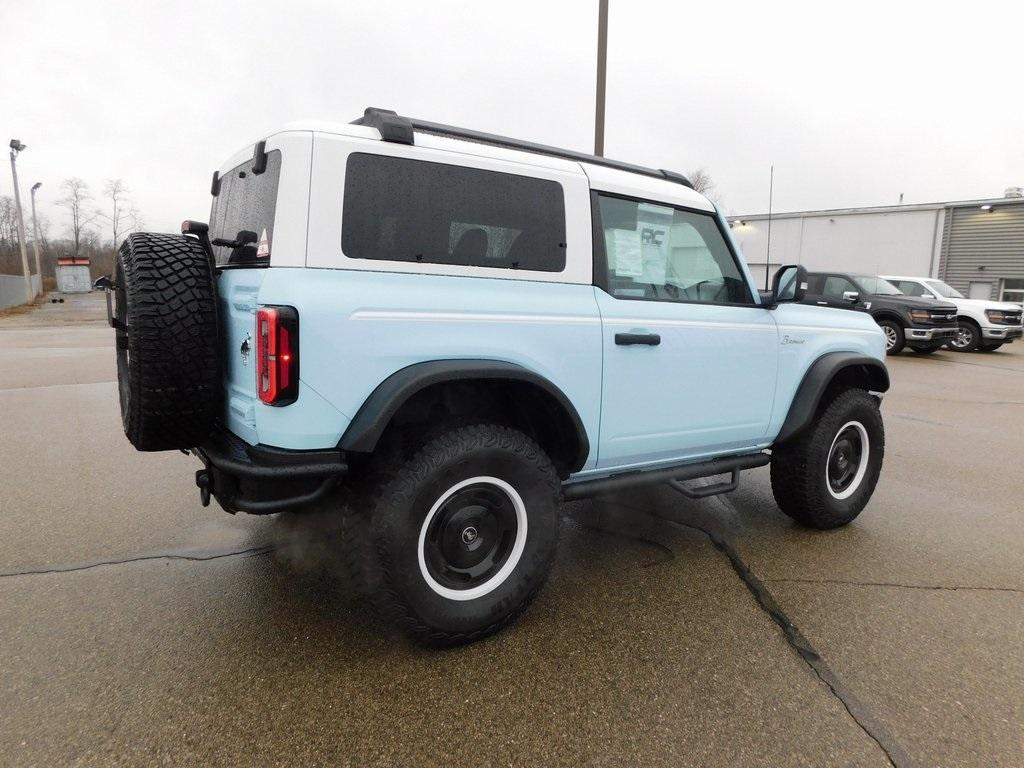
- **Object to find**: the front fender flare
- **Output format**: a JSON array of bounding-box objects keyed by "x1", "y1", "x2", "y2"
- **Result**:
[{"x1": 775, "y1": 352, "x2": 889, "y2": 445}]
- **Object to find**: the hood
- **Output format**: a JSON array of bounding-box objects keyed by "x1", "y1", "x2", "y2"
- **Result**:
[
  {"x1": 877, "y1": 294, "x2": 957, "y2": 311},
  {"x1": 952, "y1": 297, "x2": 1022, "y2": 312}
]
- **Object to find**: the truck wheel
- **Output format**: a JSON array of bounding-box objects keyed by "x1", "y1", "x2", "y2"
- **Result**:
[
  {"x1": 978, "y1": 342, "x2": 1004, "y2": 352},
  {"x1": 948, "y1": 319, "x2": 980, "y2": 352},
  {"x1": 770, "y1": 389, "x2": 884, "y2": 530},
  {"x1": 877, "y1": 320, "x2": 904, "y2": 355},
  {"x1": 115, "y1": 233, "x2": 220, "y2": 451},
  {"x1": 351, "y1": 424, "x2": 561, "y2": 645}
]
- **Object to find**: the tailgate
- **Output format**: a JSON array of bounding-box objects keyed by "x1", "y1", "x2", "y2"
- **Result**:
[{"x1": 217, "y1": 268, "x2": 267, "y2": 444}]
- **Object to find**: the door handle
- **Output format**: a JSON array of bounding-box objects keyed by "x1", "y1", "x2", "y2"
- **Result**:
[{"x1": 615, "y1": 332, "x2": 661, "y2": 346}]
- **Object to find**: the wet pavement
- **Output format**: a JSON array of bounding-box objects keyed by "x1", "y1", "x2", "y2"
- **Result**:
[{"x1": 2, "y1": 292, "x2": 1022, "y2": 766}]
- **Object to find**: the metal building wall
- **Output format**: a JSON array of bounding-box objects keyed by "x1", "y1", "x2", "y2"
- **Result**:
[{"x1": 939, "y1": 202, "x2": 1024, "y2": 300}]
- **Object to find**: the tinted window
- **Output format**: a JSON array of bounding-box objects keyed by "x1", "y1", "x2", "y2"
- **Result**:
[
  {"x1": 597, "y1": 194, "x2": 750, "y2": 304},
  {"x1": 822, "y1": 275, "x2": 859, "y2": 299},
  {"x1": 855, "y1": 276, "x2": 903, "y2": 295},
  {"x1": 342, "y1": 153, "x2": 566, "y2": 272},
  {"x1": 209, "y1": 150, "x2": 281, "y2": 266}
]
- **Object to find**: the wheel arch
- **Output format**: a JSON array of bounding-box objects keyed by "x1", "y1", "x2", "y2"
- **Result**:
[
  {"x1": 774, "y1": 352, "x2": 889, "y2": 445},
  {"x1": 338, "y1": 360, "x2": 590, "y2": 476},
  {"x1": 871, "y1": 310, "x2": 904, "y2": 326}
]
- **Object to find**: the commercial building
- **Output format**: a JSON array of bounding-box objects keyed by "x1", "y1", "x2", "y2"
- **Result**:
[{"x1": 729, "y1": 189, "x2": 1024, "y2": 303}]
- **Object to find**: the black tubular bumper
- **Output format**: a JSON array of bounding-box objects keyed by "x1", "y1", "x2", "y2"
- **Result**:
[{"x1": 192, "y1": 428, "x2": 348, "y2": 514}]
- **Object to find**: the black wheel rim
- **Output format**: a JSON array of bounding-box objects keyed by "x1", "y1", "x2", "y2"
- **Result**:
[
  {"x1": 827, "y1": 426, "x2": 864, "y2": 495},
  {"x1": 423, "y1": 483, "x2": 519, "y2": 591}
]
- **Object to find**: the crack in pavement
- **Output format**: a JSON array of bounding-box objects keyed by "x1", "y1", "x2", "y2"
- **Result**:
[
  {"x1": 659, "y1": 514, "x2": 909, "y2": 768},
  {"x1": 765, "y1": 576, "x2": 1024, "y2": 595},
  {"x1": 0, "y1": 545, "x2": 274, "y2": 578},
  {"x1": 594, "y1": 494, "x2": 909, "y2": 767}
]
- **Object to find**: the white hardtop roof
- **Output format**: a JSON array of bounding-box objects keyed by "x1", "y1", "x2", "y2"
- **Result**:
[{"x1": 233, "y1": 120, "x2": 716, "y2": 213}]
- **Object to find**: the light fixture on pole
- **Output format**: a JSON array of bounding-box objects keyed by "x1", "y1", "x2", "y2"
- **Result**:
[
  {"x1": 30, "y1": 182, "x2": 43, "y2": 291},
  {"x1": 8, "y1": 139, "x2": 34, "y2": 302}
]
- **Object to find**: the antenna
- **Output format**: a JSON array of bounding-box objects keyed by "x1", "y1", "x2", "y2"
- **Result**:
[{"x1": 764, "y1": 164, "x2": 774, "y2": 290}]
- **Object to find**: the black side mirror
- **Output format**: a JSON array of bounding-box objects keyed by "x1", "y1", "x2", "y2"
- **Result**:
[{"x1": 769, "y1": 264, "x2": 808, "y2": 305}]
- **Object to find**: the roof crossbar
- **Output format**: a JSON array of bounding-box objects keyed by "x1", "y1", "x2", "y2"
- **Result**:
[{"x1": 351, "y1": 107, "x2": 693, "y2": 190}]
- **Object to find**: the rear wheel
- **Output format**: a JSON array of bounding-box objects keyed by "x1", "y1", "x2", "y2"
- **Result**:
[
  {"x1": 877, "y1": 319, "x2": 904, "y2": 355},
  {"x1": 771, "y1": 389, "x2": 884, "y2": 529},
  {"x1": 349, "y1": 424, "x2": 561, "y2": 645},
  {"x1": 948, "y1": 319, "x2": 980, "y2": 352},
  {"x1": 115, "y1": 233, "x2": 220, "y2": 451}
]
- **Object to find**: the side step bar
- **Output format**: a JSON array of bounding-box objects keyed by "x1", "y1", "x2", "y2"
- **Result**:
[{"x1": 562, "y1": 452, "x2": 770, "y2": 501}]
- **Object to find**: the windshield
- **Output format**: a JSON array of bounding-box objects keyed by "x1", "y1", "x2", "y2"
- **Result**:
[
  {"x1": 855, "y1": 276, "x2": 903, "y2": 295},
  {"x1": 925, "y1": 279, "x2": 964, "y2": 299}
]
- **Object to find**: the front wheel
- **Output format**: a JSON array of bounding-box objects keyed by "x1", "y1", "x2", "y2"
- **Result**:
[
  {"x1": 350, "y1": 424, "x2": 561, "y2": 645},
  {"x1": 771, "y1": 389, "x2": 885, "y2": 529},
  {"x1": 948, "y1": 320, "x2": 980, "y2": 352},
  {"x1": 877, "y1": 319, "x2": 905, "y2": 355}
]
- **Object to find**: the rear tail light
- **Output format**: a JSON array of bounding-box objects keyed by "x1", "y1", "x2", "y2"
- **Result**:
[{"x1": 256, "y1": 306, "x2": 299, "y2": 406}]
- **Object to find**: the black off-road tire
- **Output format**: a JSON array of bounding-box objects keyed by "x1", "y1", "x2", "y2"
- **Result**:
[
  {"x1": 877, "y1": 319, "x2": 905, "y2": 355},
  {"x1": 948, "y1": 319, "x2": 980, "y2": 352},
  {"x1": 114, "y1": 233, "x2": 220, "y2": 451},
  {"x1": 770, "y1": 389, "x2": 884, "y2": 530},
  {"x1": 347, "y1": 424, "x2": 561, "y2": 646}
]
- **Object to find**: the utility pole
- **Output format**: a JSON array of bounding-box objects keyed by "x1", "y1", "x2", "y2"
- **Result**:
[
  {"x1": 594, "y1": 0, "x2": 609, "y2": 156},
  {"x1": 30, "y1": 183, "x2": 43, "y2": 290},
  {"x1": 764, "y1": 164, "x2": 774, "y2": 291},
  {"x1": 8, "y1": 139, "x2": 34, "y2": 302}
]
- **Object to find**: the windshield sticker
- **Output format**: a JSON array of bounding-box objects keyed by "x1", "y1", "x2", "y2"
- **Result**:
[{"x1": 256, "y1": 228, "x2": 270, "y2": 259}]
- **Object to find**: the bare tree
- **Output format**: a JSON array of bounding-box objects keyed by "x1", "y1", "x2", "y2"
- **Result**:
[
  {"x1": 687, "y1": 168, "x2": 717, "y2": 200},
  {"x1": 128, "y1": 205, "x2": 145, "y2": 235},
  {"x1": 57, "y1": 178, "x2": 98, "y2": 257},
  {"x1": 96, "y1": 178, "x2": 132, "y2": 250}
]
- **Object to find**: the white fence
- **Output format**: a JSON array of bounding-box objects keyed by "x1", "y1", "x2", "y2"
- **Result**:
[{"x1": 0, "y1": 274, "x2": 43, "y2": 310}]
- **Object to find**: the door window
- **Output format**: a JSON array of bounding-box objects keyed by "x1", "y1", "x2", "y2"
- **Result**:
[
  {"x1": 596, "y1": 194, "x2": 751, "y2": 304},
  {"x1": 822, "y1": 275, "x2": 860, "y2": 299},
  {"x1": 891, "y1": 280, "x2": 928, "y2": 297}
]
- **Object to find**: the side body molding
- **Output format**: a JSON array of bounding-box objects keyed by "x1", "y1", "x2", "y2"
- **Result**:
[
  {"x1": 338, "y1": 359, "x2": 591, "y2": 472},
  {"x1": 775, "y1": 352, "x2": 890, "y2": 445}
]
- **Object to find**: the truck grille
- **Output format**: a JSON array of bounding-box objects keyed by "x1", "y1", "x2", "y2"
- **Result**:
[
  {"x1": 999, "y1": 311, "x2": 1022, "y2": 326},
  {"x1": 929, "y1": 311, "x2": 957, "y2": 324}
]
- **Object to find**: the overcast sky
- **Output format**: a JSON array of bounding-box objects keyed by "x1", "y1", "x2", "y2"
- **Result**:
[{"x1": 3, "y1": 0, "x2": 1022, "y2": 239}]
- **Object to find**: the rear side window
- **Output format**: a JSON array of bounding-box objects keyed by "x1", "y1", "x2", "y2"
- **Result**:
[
  {"x1": 209, "y1": 149, "x2": 282, "y2": 266},
  {"x1": 342, "y1": 153, "x2": 567, "y2": 272}
]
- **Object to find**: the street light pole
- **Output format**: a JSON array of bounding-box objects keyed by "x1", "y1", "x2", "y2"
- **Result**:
[
  {"x1": 8, "y1": 140, "x2": 34, "y2": 303},
  {"x1": 594, "y1": 0, "x2": 609, "y2": 157},
  {"x1": 30, "y1": 183, "x2": 43, "y2": 293}
]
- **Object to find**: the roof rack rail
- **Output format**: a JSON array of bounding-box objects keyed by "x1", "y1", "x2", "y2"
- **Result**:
[{"x1": 351, "y1": 107, "x2": 693, "y2": 190}]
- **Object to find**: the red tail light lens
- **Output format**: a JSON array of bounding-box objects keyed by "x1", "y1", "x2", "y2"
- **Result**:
[{"x1": 256, "y1": 305, "x2": 299, "y2": 406}]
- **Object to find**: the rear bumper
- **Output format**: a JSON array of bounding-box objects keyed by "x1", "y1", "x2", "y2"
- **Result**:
[
  {"x1": 192, "y1": 428, "x2": 348, "y2": 514},
  {"x1": 905, "y1": 325, "x2": 958, "y2": 342},
  {"x1": 981, "y1": 326, "x2": 1023, "y2": 341}
]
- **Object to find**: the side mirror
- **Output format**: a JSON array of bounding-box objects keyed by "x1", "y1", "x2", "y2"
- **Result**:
[
  {"x1": 843, "y1": 291, "x2": 860, "y2": 303},
  {"x1": 770, "y1": 264, "x2": 808, "y2": 305}
]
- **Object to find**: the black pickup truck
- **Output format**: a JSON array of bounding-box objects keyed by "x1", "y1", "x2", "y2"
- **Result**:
[{"x1": 803, "y1": 272, "x2": 958, "y2": 355}]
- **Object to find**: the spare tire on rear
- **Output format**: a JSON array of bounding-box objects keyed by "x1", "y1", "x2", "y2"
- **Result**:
[{"x1": 114, "y1": 232, "x2": 220, "y2": 451}]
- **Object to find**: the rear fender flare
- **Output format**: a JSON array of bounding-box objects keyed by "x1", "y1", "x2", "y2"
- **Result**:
[{"x1": 338, "y1": 359, "x2": 590, "y2": 472}]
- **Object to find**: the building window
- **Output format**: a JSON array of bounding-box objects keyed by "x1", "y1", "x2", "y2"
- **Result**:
[
  {"x1": 1002, "y1": 279, "x2": 1024, "y2": 304},
  {"x1": 342, "y1": 153, "x2": 567, "y2": 273},
  {"x1": 595, "y1": 194, "x2": 751, "y2": 304}
]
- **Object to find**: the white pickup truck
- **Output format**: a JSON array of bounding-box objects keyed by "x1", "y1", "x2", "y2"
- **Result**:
[{"x1": 882, "y1": 275, "x2": 1024, "y2": 352}]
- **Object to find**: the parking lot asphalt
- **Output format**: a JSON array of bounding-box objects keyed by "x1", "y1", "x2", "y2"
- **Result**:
[{"x1": 2, "y1": 293, "x2": 1022, "y2": 767}]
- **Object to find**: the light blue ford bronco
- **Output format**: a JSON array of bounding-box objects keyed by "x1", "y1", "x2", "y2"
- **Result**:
[{"x1": 103, "y1": 108, "x2": 889, "y2": 644}]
